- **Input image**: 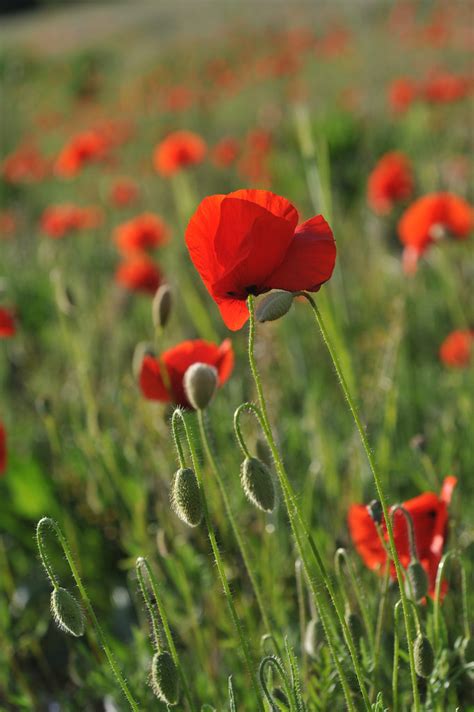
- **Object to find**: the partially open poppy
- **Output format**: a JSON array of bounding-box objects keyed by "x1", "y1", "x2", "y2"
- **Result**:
[
  {"x1": 185, "y1": 189, "x2": 336, "y2": 330},
  {"x1": 0, "y1": 308, "x2": 16, "y2": 337},
  {"x1": 367, "y1": 152, "x2": 414, "y2": 215},
  {"x1": 439, "y1": 330, "x2": 473, "y2": 368},
  {"x1": 139, "y1": 338, "x2": 234, "y2": 409},
  {"x1": 114, "y1": 213, "x2": 169, "y2": 255},
  {"x1": 153, "y1": 131, "x2": 206, "y2": 177},
  {"x1": 0, "y1": 423, "x2": 6, "y2": 476},
  {"x1": 348, "y1": 476, "x2": 457, "y2": 596},
  {"x1": 115, "y1": 256, "x2": 161, "y2": 295}
]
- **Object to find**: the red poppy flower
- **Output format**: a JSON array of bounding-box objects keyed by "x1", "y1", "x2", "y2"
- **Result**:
[
  {"x1": 422, "y1": 71, "x2": 470, "y2": 104},
  {"x1": 114, "y1": 213, "x2": 169, "y2": 255},
  {"x1": 115, "y1": 256, "x2": 161, "y2": 294},
  {"x1": 153, "y1": 131, "x2": 207, "y2": 177},
  {"x1": 139, "y1": 338, "x2": 234, "y2": 409},
  {"x1": 348, "y1": 476, "x2": 457, "y2": 596},
  {"x1": 439, "y1": 330, "x2": 473, "y2": 368},
  {"x1": 388, "y1": 77, "x2": 418, "y2": 113},
  {"x1": 185, "y1": 189, "x2": 336, "y2": 330},
  {"x1": 40, "y1": 204, "x2": 103, "y2": 239},
  {"x1": 0, "y1": 211, "x2": 17, "y2": 239},
  {"x1": 2, "y1": 144, "x2": 50, "y2": 184},
  {"x1": 211, "y1": 137, "x2": 240, "y2": 168},
  {"x1": 109, "y1": 177, "x2": 140, "y2": 207},
  {"x1": 367, "y1": 152, "x2": 414, "y2": 215},
  {"x1": 56, "y1": 130, "x2": 108, "y2": 177},
  {"x1": 0, "y1": 308, "x2": 16, "y2": 337},
  {"x1": 0, "y1": 423, "x2": 6, "y2": 476}
]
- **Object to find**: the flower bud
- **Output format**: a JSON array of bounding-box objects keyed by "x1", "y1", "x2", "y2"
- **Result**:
[
  {"x1": 304, "y1": 617, "x2": 324, "y2": 658},
  {"x1": 414, "y1": 634, "x2": 434, "y2": 678},
  {"x1": 150, "y1": 651, "x2": 179, "y2": 705},
  {"x1": 271, "y1": 687, "x2": 290, "y2": 708},
  {"x1": 171, "y1": 467, "x2": 202, "y2": 527},
  {"x1": 255, "y1": 290, "x2": 294, "y2": 323},
  {"x1": 255, "y1": 437, "x2": 273, "y2": 469},
  {"x1": 132, "y1": 341, "x2": 155, "y2": 380},
  {"x1": 183, "y1": 363, "x2": 218, "y2": 410},
  {"x1": 152, "y1": 284, "x2": 172, "y2": 329},
  {"x1": 367, "y1": 499, "x2": 383, "y2": 525},
  {"x1": 240, "y1": 457, "x2": 275, "y2": 513},
  {"x1": 50, "y1": 587, "x2": 85, "y2": 637},
  {"x1": 345, "y1": 609, "x2": 364, "y2": 646},
  {"x1": 406, "y1": 560, "x2": 428, "y2": 602}
]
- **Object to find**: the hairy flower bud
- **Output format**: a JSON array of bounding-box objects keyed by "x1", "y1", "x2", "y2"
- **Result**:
[
  {"x1": 151, "y1": 651, "x2": 179, "y2": 705},
  {"x1": 367, "y1": 499, "x2": 383, "y2": 525},
  {"x1": 152, "y1": 284, "x2": 172, "y2": 329},
  {"x1": 171, "y1": 467, "x2": 202, "y2": 527},
  {"x1": 183, "y1": 362, "x2": 218, "y2": 410},
  {"x1": 240, "y1": 457, "x2": 275, "y2": 512},
  {"x1": 51, "y1": 587, "x2": 85, "y2": 637},
  {"x1": 255, "y1": 290, "x2": 294, "y2": 323},
  {"x1": 414, "y1": 634, "x2": 434, "y2": 678},
  {"x1": 255, "y1": 437, "x2": 273, "y2": 469},
  {"x1": 406, "y1": 559, "x2": 428, "y2": 602}
]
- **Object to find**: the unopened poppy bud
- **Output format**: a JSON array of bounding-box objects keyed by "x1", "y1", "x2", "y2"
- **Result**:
[
  {"x1": 345, "y1": 609, "x2": 364, "y2": 645},
  {"x1": 171, "y1": 467, "x2": 202, "y2": 527},
  {"x1": 414, "y1": 634, "x2": 434, "y2": 678},
  {"x1": 255, "y1": 290, "x2": 294, "y2": 323},
  {"x1": 406, "y1": 559, "x2": 428, "y2": 602},
  {"x1": 150, "y1": 651, "x2": 179, "y2": 705},
  {"x1": 304, "y1": 617, "x2": 324, "y2": 658},
  {"x1": 272, "y1": 687, "x2": 290, "y2": 708},
  {"x1": 183, "y1": 362, "x2": 218, "y2": 410},
  {"x1": 367, "y1": 499, "x2": 383, "y2": 525},
  {"x1": 256, "y1": 437, "x2": 273, "y2": 469},
  {"x1": 132, "y1": 341, "x2": 155, "y2": 380},
  {"x1": 50, "y1": 587, "x2": 85, "y2": 637},
  {"x1": 152, "y1": 284, "x2": 172, "y2": 329},
  {"x1": 240, "y1": 457, "x2": 275, "y2": 512}
]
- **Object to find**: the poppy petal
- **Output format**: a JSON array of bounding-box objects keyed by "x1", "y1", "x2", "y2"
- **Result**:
[
  {"x1": 139, "y1": 356, "x2": 171, "y2": 401},
  {"x1": 185, "y1": 194, "x2": 225, "y2": 291},
  {"x1": 216, "y1": 297, "x2": 250, "y2": 331},
  {"x1": 215, "y1": 338, "x2": 234, "y2": 384}
]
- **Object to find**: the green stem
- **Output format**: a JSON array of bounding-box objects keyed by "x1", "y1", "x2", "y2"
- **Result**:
[
  {"x1": 304, "y1": 293, "x2": 421, "y2": 711},
  {"x1": 370, "y1": 564, "x2": 390, "y2": 700},
  {"x1": 335, "y1": 548, "x2": 375, "y2": 655},
  {"x1": 433, "y1": 551, "x2": 469, "y2": 652},
  {"x1": 36, "y1": 518, "x2": 139, "y2": 711}
]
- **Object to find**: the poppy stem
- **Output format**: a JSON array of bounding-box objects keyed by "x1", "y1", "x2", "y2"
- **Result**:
[
  {"x1": 302, "y1": 292, "x2": 421, "y2": 712},
  {"x1": 246, "y1": 295, "x2": 371, "y2": 711},
  {"x1": 36, "y1": 518, "x2": 140, "y2": 711},
  {"x1": 334, "y1": 548, "x2": 375, "y2": 655},
  {"x1": 433, "y1": 551, "x2": 469, "y2": 652}
]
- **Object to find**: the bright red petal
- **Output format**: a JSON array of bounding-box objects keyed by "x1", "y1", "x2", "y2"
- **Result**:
[
  {"x1": 347, "y1": 504, "x2": 387, "y2": 571},
  {"x1": 215, "y1": 338, "x2": 234, "y2": 384},
  {"x1": 139, "y1": 356, "x2": 171, "y2": 402},
  {"x1": 216, "y1": 297, "x2": 250, "y2": 331},
  {"x1": 185, "y1": 195, "x2": 225, "y2": 292}
]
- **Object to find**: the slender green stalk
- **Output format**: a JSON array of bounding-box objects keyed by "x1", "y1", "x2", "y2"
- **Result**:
[
  {"x1": 171, "y1": 410, "x2": 265, "y2": 712},
  {"x1": 335, "y1": 549, "x2": 375, "y2": 655},
  {"x1": 370, "y1": 564, "x2": 390, "y2": 700},
  {"x1": 392, "y1": 599, "x2": 421, "y2": 712},
  {"x1": 303, "y1": 293, "x2": 421, "y2": 711},
  {"x1": 36, "y1": 518, "x2": 139, "y2": 711},
  {"x1": 433, "y1": 551, "x2": 469, "y2": 652}
]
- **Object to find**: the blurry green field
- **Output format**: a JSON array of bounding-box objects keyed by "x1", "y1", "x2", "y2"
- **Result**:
[{"x1": 0, "y1": 1, "x2": 473, "y2": 710}]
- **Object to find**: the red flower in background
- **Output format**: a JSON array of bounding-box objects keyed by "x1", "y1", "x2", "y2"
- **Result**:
[
  {"x1": 388, "y1": 77, "x2": 418, "y2": 113},
  {"x1": 0, "y1": 211, "x2": 17, "y2": 239},
  {"x1": 115, "y1": 256, "x2": 161, "y2": 294},
  {"x1": 0, "y1": 308, "x2": 16, "y2": 337},
  {"x1": 153, "y1": 131, "x2": 206, "y2": 176},
  {"x1": 185, "y1": 189, "x2": 336, "y2": 330},
  {"x1": 140, "y1": 338, "x2": 234, "y2": 409},
  {"x1": 109, "y1": 177, "x2": 140, "y2": 207},
  {"x1": 55, "y1": 130, "x2": 108, "y2": 177},
  {"x1": 439, "y1": 330, "x2": 473, "y2": 368},
  {"x1": 40, "y1": 204, "x2": 103, "y2": 239},
  {"x1": 211, "y1": 137, "x2": 240, "y2": 168},
  {"x1": 114, "y1": 213, "x2": 169, "y2": 255},
  {"x1": 398, "y1": 192, "x2": 473, "y2": 273},
  {"x1": 348, "y1": 476, "x2": 457, "y2": 596},
  {"x1": 367, "y1": 152, "x2": 414, "y2": 215},
  {"x1": 422, "y1": 71, "x2": 470, "y2": 104},
  {"x1": 2, "y1": 144, "x2": 50, "y2": 184},
  {"x1": 0, "y1": 423, "x2": 6, "y2": 476}
]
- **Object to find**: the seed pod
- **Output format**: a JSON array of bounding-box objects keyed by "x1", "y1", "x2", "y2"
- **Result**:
[
  {"x1": 240, "y1": 457, "x2": 275, "y2": 513},
  {"x1": 152, "y1": 284, "x2": 172, "y2": 329},
  {"x1": 406, "y1": 559, "x2": 428, "y2": 602},
  {"x1": 183, "y1": 363, "x2": 218, "y2": 410},
  {"x1": 345, "y1": 609, "x2": 364, "y2": 646},
  {"x1": 51, "y1": 587, "x2": 85, "y2": 637},
  {"x1": 367, "y1": 499, "x2": 383, "y2": 525},
  {"x1": 132, "y1": 341, "x2": 155, "y2": 380},
  {"x1": 171, "y1": 467, "x2": 202, "y2": 527},
  {"x1": 150, "y1": 651, "x2": 179, "y2": 705},
  {"x1": 414, "y1": 634, "x2": 434, "y2": 678},
  {"x1": 304, "y1": 617, "x2": 324, "y2": 658},
  {"x1": 255, "y1": 290, "x2": 294, "y2": 323}
]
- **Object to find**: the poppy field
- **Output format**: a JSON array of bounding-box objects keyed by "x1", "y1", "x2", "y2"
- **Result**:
[{"x1": 0, "y1": 1, "x2": 473, "y2": 710}]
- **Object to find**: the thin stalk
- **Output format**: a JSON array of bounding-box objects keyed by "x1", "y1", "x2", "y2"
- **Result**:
[
  {"x1": 433, "y1": 551, "x2": 469, "y2": 652},
  {"x1": 393, "y1": 599, "x2": 421, "y2": 712},
  {"x1": 370, "y1": 564, "x2": 390, "y2": 700},
  {"x1": 303, "y1": 293, "x2": 421, "y2": 711},
  {"x1": 36, "y1": 518, "x2": 139, "y2": 711},
  {"x1": 335, "y1": 549, "x2": 375, "y2": 655},
  {"x1": 171, "y1": 410, "x2": 264, "y2": 712}
]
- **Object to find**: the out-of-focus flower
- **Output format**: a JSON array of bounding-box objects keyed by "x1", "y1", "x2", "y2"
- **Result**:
[
  {"x1": 139, "y1": 338, "x2": 234, "y2": 409},
  {"x1": 163, "y1": 85, "x2": 194, "y2": 112},
  {"x1": 0, "y1": 308, "x2": 16, "y2": 337},
  {"x1": 115, "y1": 256, "x2": 161, "y2": 294},
  {"x1": 109, "y1": 177, "x2": 140, "y2": 207},
  {"x1": 422, "y1": 70, "x2": 470, "y2": 104},
  {"x1": 55, "y1": 130, "x2": 108, "y2": 177},
  {"x1": 40, "y1": 204, "x2": 103, "y2": 239},
  {"x1": 153, "y1": 131, "x2": 206, "y2": 177},
  {"x1": 367, "y1": 152, "x2": 414, "y2": 215},
  {"x1": 2, "y1": 144, "x2": 50, "y2": 184},
  {"x1": 211, "y1": 137, "x2": 240, "y2": 168},
  {"x1": 114, "y1": 213, "x2": 169, "y2": 255},
  {"x1": 439, "y1": 330, "x2": 473, "y2": 368},
  {"x1": 388, "y1": 77, "x2": 418, "y2": 113},
  {"x1": 0, "y1": 211, "x2": 17, "y2": 239}
]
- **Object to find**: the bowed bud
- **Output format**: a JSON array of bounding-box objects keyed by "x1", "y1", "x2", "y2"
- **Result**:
[
  {"x1": 240, "y1": 457, "x2": 275, "y2": 513},
  {"x1": 152, "y1": 284, "x2": 172, "y2": 330},
  {"x1": 183, "y1": 363, "x2": 218, "y2": 410},
  {"x1": 414, "y1": 634, "x2": 434, "y2": 678},
  {"x1": 271, "y1": 687, "x2": 290, "y2": 708},
  {"x1": 367, "y1": 499, "x2": 383, "y2": 525},
  {"x1": 304, "y1": 617, "x2": 324, "y2": 658},
  {"x1": 255, "y1": 290, "x2": 294, "y2": 323},
  {"x1": 406, "y1": 559, "x2": 428, "y2": 602},
  {"x1": 151, "y1": 651, "x2": 179, "y2": 705},
  {"x1": 51, "y1": 587, "x2": 85, "y2": 637},
  {"x1": 345, "y1": 609, "x2": 364, "y2": 646},
  {"x1": 171, "y1": 467, "x2": 202, "y2": 527}
]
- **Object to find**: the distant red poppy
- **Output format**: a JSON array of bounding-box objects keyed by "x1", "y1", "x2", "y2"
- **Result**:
[
  {"x1": 153, "y1": 131, "x2": 206, "y2": 177},
  {"x1": 0, "y1": 308, "x2": 16, "y2": 337},
  {"x1": 0, "y1": 211, "x2": 17, "y2": 239},
  {"x1": 139, "y1": 338, "x2": 234, "y2": 408},
  {"x1": 422, "y1": 71, "x2": 470, "y2": 104},
  {"x1": 114, "y1": 213, "x2": 169, "y2": 255},
  {"x1": 115, "y1": 256, "x2": 161, "y2": 294},
  {"x1": 2, "y1": 144, "x2": 50, "y2": 184},
  {"x1": 367, "y1": 152, "x2": 414, "y2": 215},
  {"x1": 398, "y1": 192, "x2": 473, "y2": 271},
  {"x1": 439, "y1": 330, "x2": 473, "y2": 368},
  {"x1": 0, "y1": 423, "x2": 6, "y2": 476},
  {"x1": 56, "y1": 130, "x2": 108, "y2": 177},
  {"x1": 109, "y1": 177, "x2": 140, "y2": 207},
  {"x1": 388, "y1": 77, "x2": 418, "y2": 113},
  {"x1": 211, "y1": 137, "x2": 240, "y2": 168},
  {"x1": 40, "y1": 204, "x2": 103, "y2": 239},
  {"x1": 348, "y1": 476, "x2": 457, "y2": 596},
  {"x1": 185, "y1": 189, "x2": 336, "y2": 330}
]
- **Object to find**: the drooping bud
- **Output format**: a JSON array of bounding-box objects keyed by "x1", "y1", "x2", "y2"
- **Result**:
[
  {"x1": 256, "y1": 437, "x2": 273, "y2": 469},
  {"x1": 183, "y1": 363, "x2": 218, "y2": 410},
  {"x1": 150, "y1": 651, "x2": 179, "y2": 705},
  {"x1": 304, "y1": 617, "x2": 324, "y2": 658},
  {"x1": 50, "y1": 587, "x2": 85, "y2": 637},
  {"x1": 414, "y1": 634, "x2": 434, "y2": 678},
  {"x1": 152, "y1": 284, "x2": 172, "y2": 330},
  {"x1": 406, "y1": 560, "x2": 428, "y2": 602},
  {"x1": 367, "y1": 499, "x2": 383, "y2": 525},
  {"x1": 345, "y1": 608, "x2": 364, "y2": 646},
  {"x1": 170, "y1": 467, "x2": 202, "y2": 527},
  {"x1": 240, "y1": 457, "x2": 275, "y2": 513},
  {"x1": 132, "y1": 341, "x2": 155, "y2": 380},
  {"x1": 255, "y1": 290, "x2": 294, "y2": 323},
  {"x1": 271, "y1": 687, "x2": 290, "y2": 709}
]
